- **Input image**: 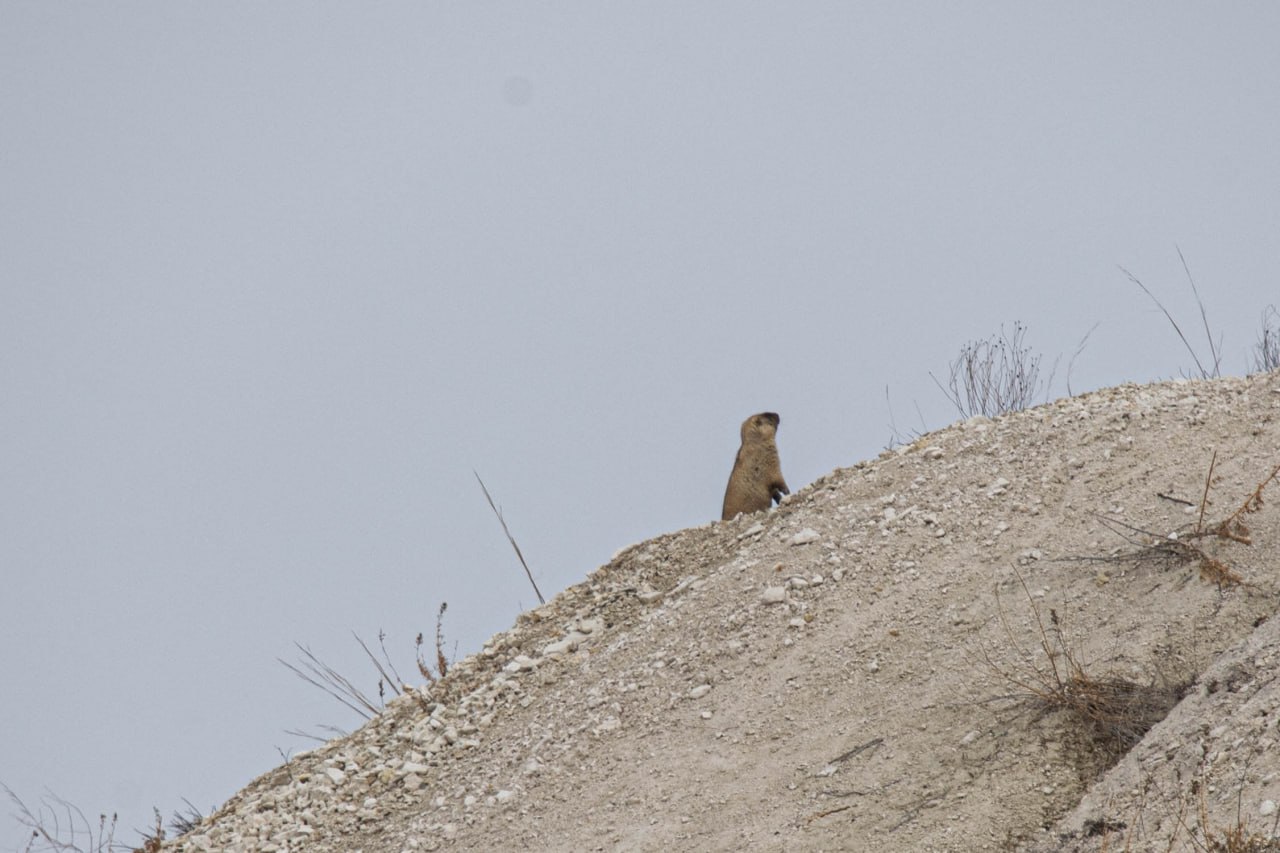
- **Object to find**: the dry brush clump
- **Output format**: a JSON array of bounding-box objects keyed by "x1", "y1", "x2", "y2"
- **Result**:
[
  {"x1": 281, "y1": 602, "x2": 451, "y2": 740},
  {"x1": 1101, "y1": 453, "x2": 1280, "y2": 590},
  {"x1": 931, "y1": 321, "x2": 1047, "y2": 419},
  {"x1": 979, "y1": 569, "x2": 1190, "y2": 773}
]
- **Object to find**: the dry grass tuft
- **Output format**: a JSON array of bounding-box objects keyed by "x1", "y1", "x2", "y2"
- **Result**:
[
  {"x1": 981, "y1": 568, "x2": 1189, "y2": 768},
  {"x1": 1088, "y1": 453, "x2": 1280, "y2": 590}
]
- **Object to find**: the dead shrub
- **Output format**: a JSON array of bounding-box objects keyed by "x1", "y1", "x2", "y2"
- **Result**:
[
  {"x1": 980, "y1": 568, "x2": 1189, "y2": 770},
  {"x1": 931, "y1": 321, "x2": 1046, "y2": 419}
]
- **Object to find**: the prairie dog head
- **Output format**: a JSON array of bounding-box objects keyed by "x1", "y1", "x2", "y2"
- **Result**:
[{"x1": 741, "y1": 412, "x2": 781, "y2": 444}]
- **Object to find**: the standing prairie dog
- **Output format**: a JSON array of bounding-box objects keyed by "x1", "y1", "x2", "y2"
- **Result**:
[{"x1": 721, "y1": 412, "x2": 790, "y2": 520}]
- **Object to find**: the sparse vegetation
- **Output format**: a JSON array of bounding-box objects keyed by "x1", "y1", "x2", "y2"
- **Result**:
[
  {"x1": 1095, "y1": 770, "x2": 1280, "y2": 852},
  {"x1": 1089, "y1": 453, "x2": 1280, "y2": 590},
  {"x1": 979, "y1": 567, "x2": 1189, "y2": 770},
  {"x1": 165, "y1": 800, "x2": 204, "y2": 838},
  {"x1": 281, "y1": 605, "x2": 450, "y2": 738},
  {"x1": 1120, "y1": 249, "x2": 1223, "y2": 380},
  {"x1": 1252, "y1": 305, "x2": 1280, "y2": 374},
  {"x1": 931, "y1": 321, "x2": 1045, "y2": 419},
  {"x1": 417, "y1": 601, "x2": 451, "y2": 683},
  {"x1": 3, "y1": 786, "x2": 122, "y2": 853}
]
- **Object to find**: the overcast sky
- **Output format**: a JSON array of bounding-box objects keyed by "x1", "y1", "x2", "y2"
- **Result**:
[{"x1": 3, "y1": 3, "x2": 1279, "y2": 847}]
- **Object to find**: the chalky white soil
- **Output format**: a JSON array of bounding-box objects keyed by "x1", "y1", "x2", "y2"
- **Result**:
[{"x1": 167, "y1": 374, "x2": 1280, "y2": 852}]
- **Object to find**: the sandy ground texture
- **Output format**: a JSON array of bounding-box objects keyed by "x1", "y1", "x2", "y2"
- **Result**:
[{"x1": 164, "y1": 373, "x2": 1280, "y2": 853}]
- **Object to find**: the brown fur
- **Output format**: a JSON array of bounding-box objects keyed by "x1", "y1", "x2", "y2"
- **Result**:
[{"x1": 721, "y1": 412, "x2": 790, "y2": 520}]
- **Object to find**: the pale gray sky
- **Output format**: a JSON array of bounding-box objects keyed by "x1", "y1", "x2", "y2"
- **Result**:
[{"x1": 3, "y1": 3, "x2": 1279, "y2": 847}]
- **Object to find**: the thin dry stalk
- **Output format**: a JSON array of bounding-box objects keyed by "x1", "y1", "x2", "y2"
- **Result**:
[
  {"x1": 474, "y1": 471, "x2": 545, "y2": 605},
  {"x1": 165, "y1": 801, "x2": 203, "y2": 839},
  {"x1": 279, "y1": 643, "x2": 380, "y2": 720},
  {"x1": 1120, "y1": 255, "x2": 1221, "y2": 380},
  {"x1": 1177, "y1": 247, "x2": 1223, "y2": 379},
  {"x1": 351, "y1": 630, "x2": 411, "y2": 701},
  {"x1": 1066, "y1": 321, "x2": 1100, "y2": 397},
  {"x1": 417, "y1": 601, "x2": 450, "y2": 682}
]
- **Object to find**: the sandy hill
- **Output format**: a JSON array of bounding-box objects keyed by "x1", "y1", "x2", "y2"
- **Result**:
[{"x1": 166, "y1": 374, "x2": 1280, "y2": 852}]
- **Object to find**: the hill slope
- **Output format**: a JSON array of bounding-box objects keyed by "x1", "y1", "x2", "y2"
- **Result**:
[{"x1": 167, "y1": 374, "x2": 1280, "y2": 852}]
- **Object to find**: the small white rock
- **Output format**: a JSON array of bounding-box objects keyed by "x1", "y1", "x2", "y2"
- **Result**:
[
  {"x1": 1260, "y1": 799, "x2": 1276, "y2": 816},
  {"x1": 324, "y1": 767, "x2": 346, "y2": 785},
  {"x1": 832, "y1": 568, "x2": 845, "y2": 581},
  {"x1": 788, "y1": 528, "x2": 821, "y2": 546},
  {"x1": 761, "y1": 586, "x2": 788, "y2": 605},
  {"x1": 495, "y1": 789, "x2": 516, "y2": 803},
  {"x1": 688, "y1": 684, "x2": 712, "y2": 699},
  {"x1": 866, "y1": 659, "x2": 880, "y2": 673},
  {"x1": 504, "y1": 655, "x2": 538, "y2": 673}
]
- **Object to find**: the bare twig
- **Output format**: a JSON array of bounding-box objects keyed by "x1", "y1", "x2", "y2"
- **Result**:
[
  {"x1": 474, "y1": 471, "x2": 545, "y2": 605},
  {"x1": 1195, "y1": 451, "x2": 1218, "y2": 536}
]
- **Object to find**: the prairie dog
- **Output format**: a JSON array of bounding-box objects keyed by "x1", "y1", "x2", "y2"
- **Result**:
[{"x1": 721, "y1": 412, "x2": 790, "y2": 520}]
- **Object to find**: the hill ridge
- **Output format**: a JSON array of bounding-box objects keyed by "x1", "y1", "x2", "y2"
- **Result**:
[{"x1": 167, "y1": 373, "x2": 1280, "y2": 852}]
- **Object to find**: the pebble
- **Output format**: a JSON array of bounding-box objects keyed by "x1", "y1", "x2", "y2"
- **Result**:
[
  {"x1": 1261, "y1": 800, "x2": 1277, "y2": 816},
  {"x1": 504, "y1": 655, "x2": 537, "y2": 673},
  {"x1": 761, "y1": 586, "x2": 788, "y2": 605},
  {"x1": 788, "y1": 528, "x2": 821, "y2": 546},
  {"x1": 688, "y1": 684, "x2": 712, "y2": 699}
]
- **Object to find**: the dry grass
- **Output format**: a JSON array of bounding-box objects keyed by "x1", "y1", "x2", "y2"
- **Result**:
[
  {"x1": 3, "y1": 786, "x2": 122, "y2": 853},
  {"x1": 1084, "y1": 453, "x2": 1280, "y2": 590},
  {"x1": 1120, "y1": 249, "x2": 1223, "y2": 380},
  {"x1": 980, "y1": 568, "x2": 1189, "y2": 768},
  {"x1": 282, "y1": 605, "x2": 449, "y2": 739}
]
